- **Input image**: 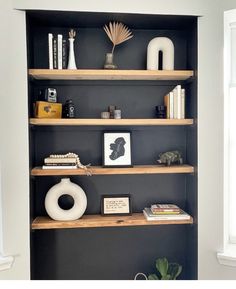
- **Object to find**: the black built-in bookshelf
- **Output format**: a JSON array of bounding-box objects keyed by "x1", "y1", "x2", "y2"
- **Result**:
[{"x1": 27, "y1": 10, "x2": 197, "y2": 280}]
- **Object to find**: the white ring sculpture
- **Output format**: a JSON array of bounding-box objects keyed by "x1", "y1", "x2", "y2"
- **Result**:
[
  {"x1": 147, "y1": 37, "x2": 174, "y2": 70},
  {"x1": 45, "y1": 178, "x2": 87, "y2": 221}
]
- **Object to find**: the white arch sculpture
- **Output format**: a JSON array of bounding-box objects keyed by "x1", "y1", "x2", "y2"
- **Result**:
[{"x1": 147, "y1": 37, "x2": 174, "y2": 70}]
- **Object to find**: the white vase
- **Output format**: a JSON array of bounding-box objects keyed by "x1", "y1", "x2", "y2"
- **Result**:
[
  {"x1": 67, "y1": 38, "x2": 77, "y2": 69},
  {"x1": 45, "y1": 178, "x2": 87, "y2": 221}
]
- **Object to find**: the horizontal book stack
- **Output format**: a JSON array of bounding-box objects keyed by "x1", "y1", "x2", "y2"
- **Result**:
[
  {"x1": 42, "y1": 156, "x2": 77, "y2": 169},
  {"x1": 164, "y1": 85, "x2": 185, "y2": 119},
  {"x1": 48, "y1": 33, "x2": 67, "y2": 69},
  {"x1": 143, "y1": 204, "x2": 190, "y2": 221}
]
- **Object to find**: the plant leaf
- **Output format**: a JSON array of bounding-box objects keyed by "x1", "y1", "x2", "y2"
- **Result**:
[
  {"x1": 168, "y1": 263, "x2": 182, "y2": 280},
  {"x1": 103, "y1": 21, "x2": 133, "y2": 52},
  {"x1": 162, "y1": 274, "x2": 171, "y2": 280},
  {"x1": 156, "y1": 258, "x2": 169, "y2": 277},
  {"x1": 148, "y1": 274, "x2": 159, "y2": 280}
]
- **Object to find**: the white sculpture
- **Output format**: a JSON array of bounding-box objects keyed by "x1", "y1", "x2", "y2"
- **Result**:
[
  {"x1": 45, "y1": 178, "x2": 87, "y2": 221},
  {"x1": 67, "y1": 29, "x2": 77, "y2": 69},
  {"x1": 147, "y1": 37, "x2": 174, "y2": 70}
]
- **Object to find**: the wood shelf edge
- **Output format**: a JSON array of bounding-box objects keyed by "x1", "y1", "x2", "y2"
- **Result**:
[
  {"x1": 29, "y1": 118, "x2": 194, "y2": 126},
  {"x1": 31, "y1": 165, "x2": 194, "y2": 176},
  {"x1": 29, "y1": 69, "x2": 194, "y2": 81},
  {"x1": 32, "y1": 213, "x2": 194, "y2": 230}
]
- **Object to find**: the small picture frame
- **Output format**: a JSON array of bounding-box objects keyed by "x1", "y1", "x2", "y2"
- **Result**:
[
  {"x1": 101, "y1": 194, "x2": 132, "y2": 216},
  {"x1": 103, "y1": 131, "x2": 132, "y2": 167}
]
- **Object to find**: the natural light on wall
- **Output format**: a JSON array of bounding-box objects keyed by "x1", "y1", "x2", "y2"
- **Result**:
[
  {"x1": 218, "y1": 10, "x2": 236, "y2": 266},
  {"x1": 229, "y1": 23, "x2": 236, "y2": 243}
]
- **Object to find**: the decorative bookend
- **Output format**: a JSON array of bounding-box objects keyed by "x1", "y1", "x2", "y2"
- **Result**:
[
  {"x1": 147, "y1": 37, "x2": 174, "y2": 70},
  {"x1": 45, "y1": 178, "x2": 87, "y2": 221},
  {"x1": 67, "y1": 29, "x2": 77, "y2": 69}
]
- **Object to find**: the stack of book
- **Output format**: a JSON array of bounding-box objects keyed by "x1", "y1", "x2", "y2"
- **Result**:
[
  {"x1": 164, "y1": 85, "x2": 185, "y2": 119},
  {"x1": 48, "y1": 33, "x2": 67, "y2": 69},
  {"x1": 143, "y1": 204, "x2": 190, "y2": 221},
  {"x1": 42, "y1": 155, "x2": 77, "y2": 169}
]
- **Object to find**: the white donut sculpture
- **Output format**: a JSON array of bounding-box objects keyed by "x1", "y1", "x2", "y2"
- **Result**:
[
  {"x1": 45, "y1": 178, "x2": 87, "y2": 221},
  {"x1": 147, "y1": 37, "x2": 174, "y2": 70}
]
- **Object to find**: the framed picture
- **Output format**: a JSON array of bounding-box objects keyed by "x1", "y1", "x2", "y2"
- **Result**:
[
  {"x1": 103, "y1": 131, "x2": 132, "y2": 167},
  {"x1": 101, "y1": 194, "x2": 132, "y2": 216}
]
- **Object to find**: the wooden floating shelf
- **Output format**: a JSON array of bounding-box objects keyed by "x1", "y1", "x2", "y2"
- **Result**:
[
  {"x1": 31, "y1": 165, "x2": 194, "y2": 176},
  {"x1": 29, "y1": 69, "x2": 194, "y2": 81},
  {"x1": 32, "y1": 213, "x2": 193, "y2": 230},
  {"x1": 29, "y1": 118, "x2": 194, "y2": 126}
]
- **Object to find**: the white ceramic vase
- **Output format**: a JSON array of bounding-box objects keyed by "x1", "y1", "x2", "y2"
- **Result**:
[
  {"x1": 67, "y1": 38, "x2": 77, "y2": 69},
  {"x1": 45, "y1": 178, "x2": 87, "y2": 221}
]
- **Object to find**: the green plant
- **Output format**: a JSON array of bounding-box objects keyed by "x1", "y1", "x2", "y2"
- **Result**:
[{"x1": 148, "y1": 257, "x2": 182, "y2": 280}]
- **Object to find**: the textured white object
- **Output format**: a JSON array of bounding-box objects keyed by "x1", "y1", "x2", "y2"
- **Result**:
[
  {"x1": 147, "y1": 37, "x2": 174, "y2": 70},
  {"x1": 45, "y1": 178, "x2": 87, "y2": 221},
  {"x1": 67, "y1": 38, "x2": 77, "y2": 69}
]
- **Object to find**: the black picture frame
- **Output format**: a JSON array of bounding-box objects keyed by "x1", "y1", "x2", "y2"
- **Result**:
[
  {"x1": 103, "y1": 131, "x2": 132, "y2": 167},
  {"x1": 101, "y1": 194, "x2": 132, "y2": 216}
]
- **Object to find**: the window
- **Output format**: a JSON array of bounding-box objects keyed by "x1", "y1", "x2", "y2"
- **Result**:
[{"x1": 217, "y1": 9, "x2": 236, "y2": 266}]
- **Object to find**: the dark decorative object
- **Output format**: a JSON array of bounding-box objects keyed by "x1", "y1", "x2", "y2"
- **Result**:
[
  {"x1": 103, "y1": 22, "x2": 133, "y2": 69},
  {"x1": 108, "y1": 105, "x2": 116, "y2": 119},
  {"x1": 156, "y1": 105, "x2": 166, "y2": 118},
  {"x1": 63, "y1": 99, "x2": 76, "y2": 118},
  {"x1": 157, "y1": 150, "x2": 183, "y2": 166},
  {"x1": 101, "y1": 194, "x2": 132, "y2": 216},
  {"x1": 103, "y1": 131, "x2": 132, "y2": 167}
]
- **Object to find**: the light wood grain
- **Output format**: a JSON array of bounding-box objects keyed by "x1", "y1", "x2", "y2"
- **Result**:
[
  {"x1": 29, "y1": 69, "x2": 194, "y2": 81},
  {"x1": 32, "y1": 213, "x2": 193, "y2": 230},
  {"x1": 31, "y1": 165, "x2": 194, "y2": 176},
  {"x1": 29, "y1": 118, "x2": 194, "y2": 126}
]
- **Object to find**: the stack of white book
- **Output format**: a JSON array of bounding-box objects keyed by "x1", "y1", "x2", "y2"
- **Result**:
[
  {"x1": 143, "y1": 204, "x2": 190, "y2": 221},
  {"x1": 48, "y1": 33, "x2": 67, "y2": 70},
  {"x1": 42, "y1": 156, "x2": 77, "y2": 169},
  {"x1": 164, "y1": 85, "x2": 185, "y2": 119}
]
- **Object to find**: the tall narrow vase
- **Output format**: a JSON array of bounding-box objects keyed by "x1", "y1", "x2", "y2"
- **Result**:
[{"x1": 67, "y1": 38, "x2": 77, "y2": 69}]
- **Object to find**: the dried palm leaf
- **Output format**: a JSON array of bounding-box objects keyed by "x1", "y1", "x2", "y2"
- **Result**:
[{"x1": 103, "y1": 22, "x2": 133, "y2": 54}]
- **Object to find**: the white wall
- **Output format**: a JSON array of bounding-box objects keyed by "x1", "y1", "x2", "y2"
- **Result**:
[
  {"x1": 0, "y1": 0, "x2": 30, "y2": 280},
  {"x1": 0, "y1": 0, "x2": 236, "y2": 280}
]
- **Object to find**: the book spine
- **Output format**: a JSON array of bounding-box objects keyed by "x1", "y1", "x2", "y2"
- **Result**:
[
  {"x1": 173, "y1": 86, "x2": 178, "y2": 119},
  {"x1": 43, "y1": 163, "x2": 77, "y2": 166},
  {"x1": 48, "y1": 33, "x2": 53, "y2": 69},
  {"x1": 44, "y1": 158, "x2": 77, "y2": 164},
  {"x1": 57, "y1": 34, "x2": 63, "y2": 70},
  {"x1": 53, "y1": 36, "x2": 58, "y2": 69},
  {"x1": 42, "y1": 165, "x2": 77, "y2": 169},
  {"x1": 181, "y1": 88, "x2": 185, "y2": 119},
  {"x1": 62, "y1": 39, "x2": 67, "y2": 69},
  {"x1": 176, "y1": 85, "x2": 182, "y2": 119},
  {"x1": 164, "y1": 94, "x2": 170, "y2": 118},
  {"x1": 169, "y1": 91, "x2": 174, "y2": 119}
]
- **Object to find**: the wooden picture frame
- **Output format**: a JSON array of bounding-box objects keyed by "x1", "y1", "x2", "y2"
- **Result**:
[
  {"x1": 103, "y1": 131, "x2": 132, "y2": 167},
  {"x1": 101, "y1": 194, "x2": 132, "y2": 216}
]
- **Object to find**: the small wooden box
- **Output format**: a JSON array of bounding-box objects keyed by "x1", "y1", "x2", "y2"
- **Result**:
[{"x1": 35, "y1": 101, "x2": 62, "y2": 118}]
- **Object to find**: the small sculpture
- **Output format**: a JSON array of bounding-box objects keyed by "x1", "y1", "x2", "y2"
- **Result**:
[
  {"x1": 147, "y1": 37, "x2": 174, "y2": 70},
  {"x1": 67, "y1": 29, "x2": 77, "y2": 69},
  {"x1": 103, "y1": 22, "x2": 133, "y2": 69},
  {"x1": 157, "y1": 150, "x2": 183, "y2": 166}
]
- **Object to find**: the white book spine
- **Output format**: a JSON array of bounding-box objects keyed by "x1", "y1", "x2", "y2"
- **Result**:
[
  {"x1": 181, "y1": 88, "x2": 185, "y2": 119},
  {"x1": 176, "y1": 85, "x2": 182, "y2": 119},
  {"x1": 169, "y1": 91, "x2": 174, "y2": 119},
  {"x1": 57, "y1": 34, "x2": 63, "y2": 70},
  {"x1": 48, "y1": 33, "x2": 53, "y2": 69},
  {"x1": 42, "y1": 165, "x2": 77, "y2": 169},
  {"x1": 173, "y1": 87, "x2": 178, "y2": 119}
]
